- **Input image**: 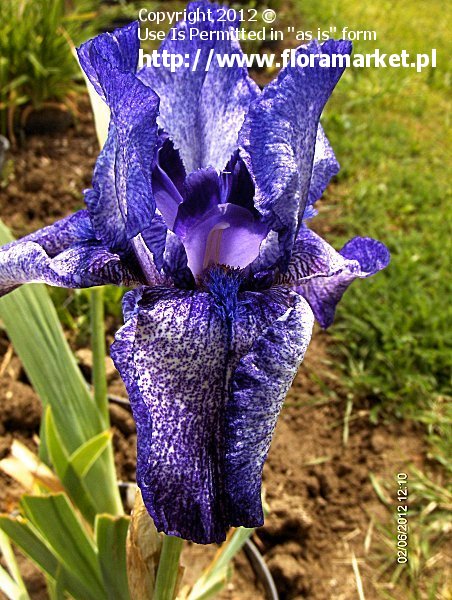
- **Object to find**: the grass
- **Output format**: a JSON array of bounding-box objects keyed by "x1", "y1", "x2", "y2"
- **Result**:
[
  {"x1": 369, "y1": 463, "x2": 451, "y2": 599},
  {"x1": 289, "y1": 0, "x2": 451, "y2": 595},
  {"x1": 289, "y1": 0, "x2": 451, "y2": 417},
  {"x1": 287, "y1": 0, "x2": 451, "y2": 411},
  {"x1": 0, "y1": 0, "x2": 102, "y2": 140},
  {"x1": 11, "y1": 0, "x2": 449, "y2": 594}
]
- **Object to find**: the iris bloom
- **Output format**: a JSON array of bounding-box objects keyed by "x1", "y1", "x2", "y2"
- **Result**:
[{"x1": 0, "y1": 2, "x2": 389, "y2": 544}]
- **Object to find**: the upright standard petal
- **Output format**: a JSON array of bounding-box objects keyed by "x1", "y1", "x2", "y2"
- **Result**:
[
  {"x1": 84, "y1": 126, "x2": 129, "y2": 252},
  {"x1": 139, "y1": 1, "x2": 259, "y2": 173},
  {"x1": 307, "y1": 125, "x2": 340, "y2": 212},
  {"x1": 111, "y1": 276, "x2": 311, "y2": 544},
  {"x1": 77, "y1": 23, "x2": 160, "y2": 245},
  {"x1": 240, "y1": 39, "x2": 352, "y2": 267},
  {"x1": 77, "y1": 22, "x2": 140, "y2": 101},
  {"x1": 280, "y1": 230, "x2": 390, "y2": 327}
]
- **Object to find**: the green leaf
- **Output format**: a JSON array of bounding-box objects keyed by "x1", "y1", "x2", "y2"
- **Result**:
[
  {"x1": 0, "y1": 530, "x2": 29, "y2": 599},
  {"x1": 95, "y1": 515, "x2": 131, "y2": 600},
  {"x1": 53, "y1": 566, "x2": 71, "y2": 600},
  {"x1": 44, "y1": 408, "x2": 69, "y2": 477},
  {"x1": 90, "y1": 287, "x2": 109, "y2": 426},
  {"x1": 0, "y1": 516, "x2": 93, "y2": 600},
  {"x1": 3, "y1": 75, "x2": 29, "y2": 91},
  {"x1": 204, "y1": 527, "x2": 253, "y2": 579},
  {"x1": 0, "y1": 220, "x2": 122, "y2": 517},
  {"x1": 45, "y1": 409, "x2": 98, "y2": 525},
  {"x1": 69, "y1": 430, "x2": 113, "y2": 479},
  {"x1": 188, "y1": 528, "x2": 254, "y2": 600},
  {"x1": 187, "y1": 569, "x2": 230, "y2": 600},
  {"x1": 0, "y1": 517, "x2": 59, "y2": 578},
  {"x1": 20, "y1": 494, "x2": 105, "y2": 600},
  {"x1": 0, "y1": 563, "x2": 28, "y2": 600},
  {"x1": 26, "y1": 52, "x2": 48, "y2": 77}
]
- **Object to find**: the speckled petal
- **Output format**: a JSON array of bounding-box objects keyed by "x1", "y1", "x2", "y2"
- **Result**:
[
  {"x1": 77, "y1": 22, "x2": 140, "y2": 102},
  {"x1": 0, "y1": 240, "x2": 135, "y2": 297},
  {"x1": 276, "y1": 226, "x2": 347, "y2": 285},
  {"x1": 1, "y1": 210, "x2": 94, "y2": 256},
  {"x1": 0, "y1": 210, "x2": 136, "y2": 295},
  {"x1": 240, "y1": 39, "x2": 351, "y2": 267},
  {"x1": 224, "y1": 293, "x2": 314, "y2": 526},
  {"x1": 84, "y1": 125, "x2": 129, "y2": 252},
  {"x1": 111, "y1": 287, "x2": 230, "y2": 543},
  {"x1": 110, "y1": 282, "x2": 310, "y2": 543},
  {"x1": 307, "y1": 125, "x2": 340, "y2": 213},
  {"x1": 77, "y1": 23, "x2": 160, "y2": 244},
  {"x1": 290, "y1": 234, "x2": 390, "y2": 327},
  {"x1": 139, "y1": 1, "x2": 259, "y2": 172}
]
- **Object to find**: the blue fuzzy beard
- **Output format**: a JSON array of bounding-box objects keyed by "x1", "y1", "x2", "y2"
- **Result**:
[{"x1": 203, "y1": 265, "x2": 244, "y2": 324}]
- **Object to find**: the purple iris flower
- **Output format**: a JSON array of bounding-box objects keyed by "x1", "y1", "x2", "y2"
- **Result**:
[{"x1": 0, "y1": 2, "x2": 389, "y2": 544}]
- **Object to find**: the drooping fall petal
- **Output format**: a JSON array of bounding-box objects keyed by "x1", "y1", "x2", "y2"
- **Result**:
[
  {"x1": 111, "y1": 279, "x2": 313, "y2": 543},
  {"x1": 279, "y1": 229, "x2": 390, "y2": 327}
]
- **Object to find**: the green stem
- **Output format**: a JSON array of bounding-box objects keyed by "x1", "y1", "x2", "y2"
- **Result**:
[
  {"x1": 154, "y1": 535, "x2": 184, "y2": 600},
  {"x1": 90, "y1": 286, "x2": 108, "y2": 426}
]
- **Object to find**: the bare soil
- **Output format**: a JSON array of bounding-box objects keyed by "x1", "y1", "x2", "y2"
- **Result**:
[{"x1": 0, "y1": 101, "x2": 426, "y2": 599}]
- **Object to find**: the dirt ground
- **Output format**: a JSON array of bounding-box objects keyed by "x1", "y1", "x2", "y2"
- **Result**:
[{"x1": 0, "y1": 103, "x2": 426, "y2": 599}]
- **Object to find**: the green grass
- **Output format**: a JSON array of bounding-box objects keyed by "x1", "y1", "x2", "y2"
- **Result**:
[
  {"x1": 14, "y1": 1, "x2": 449, "y2": 593},
  {"x1": 289, "y1": 0, "x2": 451, "y2": 595},
  {"x1": 0, "y1": 0, "x2": 100, "y2": 138},
  {"x1": 369, "y1": 461, "x2": 451, "y2": 599},
  {"x1": 290, "y1": 0, "x2": 451, "y2": 416}
]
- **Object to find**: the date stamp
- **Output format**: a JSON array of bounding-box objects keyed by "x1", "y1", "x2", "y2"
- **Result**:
[{"x1": 396, "y1": 472, "x2": 409, "y2": 563}]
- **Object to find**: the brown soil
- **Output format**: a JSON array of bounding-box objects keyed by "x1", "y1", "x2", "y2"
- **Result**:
[
  {"x1": 0, "y1": 104, "x2": 97, "y2": 239},
  {"x1": 0, "y1": 101, "x2": 427, "y2": 600}
]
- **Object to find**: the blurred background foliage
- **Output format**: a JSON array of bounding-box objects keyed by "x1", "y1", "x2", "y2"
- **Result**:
[
  {"x1": 0, "y1": 0, "x2": 450, "y2": 596},
  {"x1": 291, "y1": 0, "x2": 451, "y2": 594},
  {"x1": 301, "y1": 0, "x2": 451, "y2": 419},
  {"x1": 0, "y1": 0, "x2": 279, "y2": 138},
  {"x1": 5, "y1": 0, "x2": 444, "y2": 419},
  {"x1": 0, "y1": 0, "x2": 87, "y2": 138}
]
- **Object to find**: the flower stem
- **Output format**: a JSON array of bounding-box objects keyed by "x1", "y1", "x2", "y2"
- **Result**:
[
  {"x1": 90, "y1": 286, "x2": 108, "y2": 426},
  {"x1": 154, "y1": 535, "x2": 184, "y2": 600}
]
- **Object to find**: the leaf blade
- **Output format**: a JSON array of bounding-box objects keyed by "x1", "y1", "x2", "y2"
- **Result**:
[
  {"x1": 0, "y1": 530, "x2": 30, "y2": 599},
  {"x1": 0, "y1": 516, "x2": 94, "y2": 600},
  {"x1": 69, "y1": 430, "x2": 113, "y2": 479},
  {"x1": 95, "y1": 515, "x2": 131, "y2": 600},
  {"x1": 0, "y1": 220, "x2": 123, "y2": 517},
  {"x1": 20, "y1": 494, "x2": 105, "y2": 599}
]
